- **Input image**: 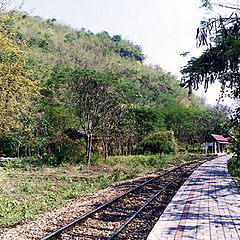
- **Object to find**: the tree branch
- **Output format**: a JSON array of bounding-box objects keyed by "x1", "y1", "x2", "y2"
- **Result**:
[{"x1": 212, "y1": 3, "x2": 240, "y2": 10}]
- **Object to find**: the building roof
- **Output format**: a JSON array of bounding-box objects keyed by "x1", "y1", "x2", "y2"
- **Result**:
[
  {"x1": 211, "y1": 134, "x2": 231, "y2": 145},
  {"x1": 64, "y1": 128, "x2": 88, "y2": 140}
]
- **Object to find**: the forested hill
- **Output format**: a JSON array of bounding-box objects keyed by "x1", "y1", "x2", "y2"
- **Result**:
[
  {"x1": 0, "y1": 12, "x2": 230, "y2": 163},
  {"x1": 16, "y1": 13, "x2": 194, "y2": 107}
]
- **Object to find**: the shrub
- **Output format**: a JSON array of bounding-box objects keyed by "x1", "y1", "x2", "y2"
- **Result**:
[
  {"x1": 139, "y1": 131, "x2": 177, "y2": 155},
  {"x1": 231, "y1": 137, "x2": 240, "y2": 158},
  {"x1": 228, "y1": 157, "x2": 240, "y2": 177},
  {"x1": 28, "y1": 37, "x2": 37, "y2": 47},
  {"x1": 38, "y1": 39, "x2": 49, "y2": 50},
  {"x1": 64, "y1": 33, "x2": 76, "y2": 43},
  {"x1": 51, "y1": 134, "x2": 86, "y2": 164}
]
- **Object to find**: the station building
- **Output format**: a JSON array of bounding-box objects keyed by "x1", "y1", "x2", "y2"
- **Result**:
[{"x1": 203, "y1": 134, "x2": 231, "y2": 155}]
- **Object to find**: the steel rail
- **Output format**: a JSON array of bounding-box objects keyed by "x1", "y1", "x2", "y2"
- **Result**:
[
  {"x1": 40, "y1": 158, "x2": 206, "y2": 240},
  {"x1": 107, "y1": 162, "x2": 202, "y2": 240}
]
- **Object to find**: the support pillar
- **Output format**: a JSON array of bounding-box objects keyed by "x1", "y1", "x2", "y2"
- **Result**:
[{"x1": 214, "y1": 142, "x2": 217, "y2": 154}]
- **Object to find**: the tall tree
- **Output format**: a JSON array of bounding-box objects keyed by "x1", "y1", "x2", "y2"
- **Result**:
[
  {"x1": 0, "y1": 12, "x2": 38, "y2": 135},
  {"x1": 69, "y1": 68, "x2": 132, "y2": 165}
]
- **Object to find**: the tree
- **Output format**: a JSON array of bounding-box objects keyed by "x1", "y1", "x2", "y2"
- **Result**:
[
  {"x1": 134, "y1": 107, "x2": 166, "y2": 139},
  {"x1": 97, "y1": 106, "x2": 135, "y2": 158},
  {"x1": 181, "y1": 0, "x2": 240, "y2": 155},
  {"x1": 181, "y1": 17, "x2": 240, "y2": 100},
  {"x1": 0, "y1": 12, "x2": 38, "y2": 135},
  {"x1": 140, "y1": 131, "x2": 177, "y2": 155},
  {"x1": 69, "y1": 68, "x2": 132, "y2": 165}
]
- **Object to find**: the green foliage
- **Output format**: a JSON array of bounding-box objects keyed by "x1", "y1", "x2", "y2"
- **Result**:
[
  {"x1": 0, "y1": 13, "x2": 39, "y2": 134},
  {"x1": 181, "y1": 7, "x2": 239, "y2": 154},
  {"x1": 228, "y1": 157, "x2": 240, "y2": 177},
  {"x1": 231, "y1": 128, "x2": 240, "y2": 158},
  {"x1": 67, "y1": 68, "x2": 135, "y2": 164},
  {"x1": 12, "y1": 13, "x2": 191, "y2": 109},
  {"x1": 64, "y1": 33, "x2": 76, "y2": 43},
  {"x1": 28, "y1": 36, "x2": 37, "y2": 46},
  {"x1": 112, "y1": 34, "x2": 121, "y2": 42},
  {"x1": 134, "y1": 107, "x2": 166, "y2": 138},
  {"x1": 200, "y1": 0, "x2": 213, "y2": 9},
  {"x1": 52, "y1": 134, "x2": 86, "y2": 164},
  {"x1": 232, "y1": 140, "x2": 240, "y2": 158},
  {"x1": 0, "y1": 12, "x2": 231, "y2": 163},
  {"x1": 140, "y1": 131, "x2": 177, "y2": 155}
]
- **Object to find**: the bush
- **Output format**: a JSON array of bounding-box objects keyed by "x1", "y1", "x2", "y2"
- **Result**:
[
  {"x1": 139, "y1": 131, "x2": 177, "y2": 155},
  {"x1": 51, "y1": 134, "x2": 86, "y2": 164},
  {"x1": 228, "y1": 157, "x2": 240, "y2": 177},
  {"x1": 231, "y1": 137, "x2": 240, "y2": 158}
]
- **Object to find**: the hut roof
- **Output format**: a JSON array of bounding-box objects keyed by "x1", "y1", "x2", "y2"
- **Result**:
[
  {"x1": 64, "y1": 128, "x2": 88, "y2": 140},
  {"x1": 211, "y1": 134, "x2": 230, "y2": 145}
]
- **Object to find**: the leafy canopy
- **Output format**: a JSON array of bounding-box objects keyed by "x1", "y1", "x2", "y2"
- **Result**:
[{"x1": 0, "y1": 12, "x2": 38, "y2": 134}]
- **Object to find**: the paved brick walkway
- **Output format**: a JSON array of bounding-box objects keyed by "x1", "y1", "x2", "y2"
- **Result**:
[{"x1": 147, "y1": 155, "x2": 240, "y2": 240}]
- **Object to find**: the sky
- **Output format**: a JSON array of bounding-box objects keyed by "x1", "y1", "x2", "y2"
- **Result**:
[{"x1": 17, "y1": 0, "x2": 235, "y2": 106}]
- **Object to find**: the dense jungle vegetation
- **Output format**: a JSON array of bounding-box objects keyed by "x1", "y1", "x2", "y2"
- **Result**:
[{"x1": 0, "y1": 11, "x2": 233, "y2": 165}]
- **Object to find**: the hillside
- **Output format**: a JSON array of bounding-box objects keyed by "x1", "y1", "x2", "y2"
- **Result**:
[
  {"x1": 0, "y1": 12, "x2": 230, "y2": 162},
  {"x1": 15, "y1": 13, "x2": 196, "y2": 107}
]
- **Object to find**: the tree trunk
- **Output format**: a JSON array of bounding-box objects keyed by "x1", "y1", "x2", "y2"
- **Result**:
[
  {"x1": 103, "y1": 139, "x2": 109, "y2": 159},
  {"x1": 178, "y1": 122, "x2": 181, "y2": 142},
  {"x1": 86, "y1": 134, "x2": 92, "y2": 165},
  {"x1": 17, "y1": 144, "x2": 20, "y2": 158}
]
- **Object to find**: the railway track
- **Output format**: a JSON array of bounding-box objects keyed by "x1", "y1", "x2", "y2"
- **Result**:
[{"x1": 40, "y1": 157, "x2": 212, "y2": 240}]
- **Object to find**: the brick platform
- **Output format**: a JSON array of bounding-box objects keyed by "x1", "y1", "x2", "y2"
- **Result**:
[{"x1": 147, "y1": 155, "x2": 240, "y2": 240}]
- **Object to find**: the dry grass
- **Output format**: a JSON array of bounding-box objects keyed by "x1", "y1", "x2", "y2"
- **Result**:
[{"x1": 0, "y1": 153, "x2": 203, "y2": 230}]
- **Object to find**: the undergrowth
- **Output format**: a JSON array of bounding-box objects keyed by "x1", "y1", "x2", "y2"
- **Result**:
[{"x1": 228, "y1": 156, "x2": 240, "y2": 190}]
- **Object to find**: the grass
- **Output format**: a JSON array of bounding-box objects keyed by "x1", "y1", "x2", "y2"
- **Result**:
[
  {"x1": 98, "y1": 153, "x2": 202, "y2": 178},
  {"x1": 0, "y1": 153, "x2": 204, "y2": 230}
]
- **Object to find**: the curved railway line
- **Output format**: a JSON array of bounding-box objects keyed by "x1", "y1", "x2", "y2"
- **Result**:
[{"x1": 40, "y1": 157, "x2": 213, "y2": 240}]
